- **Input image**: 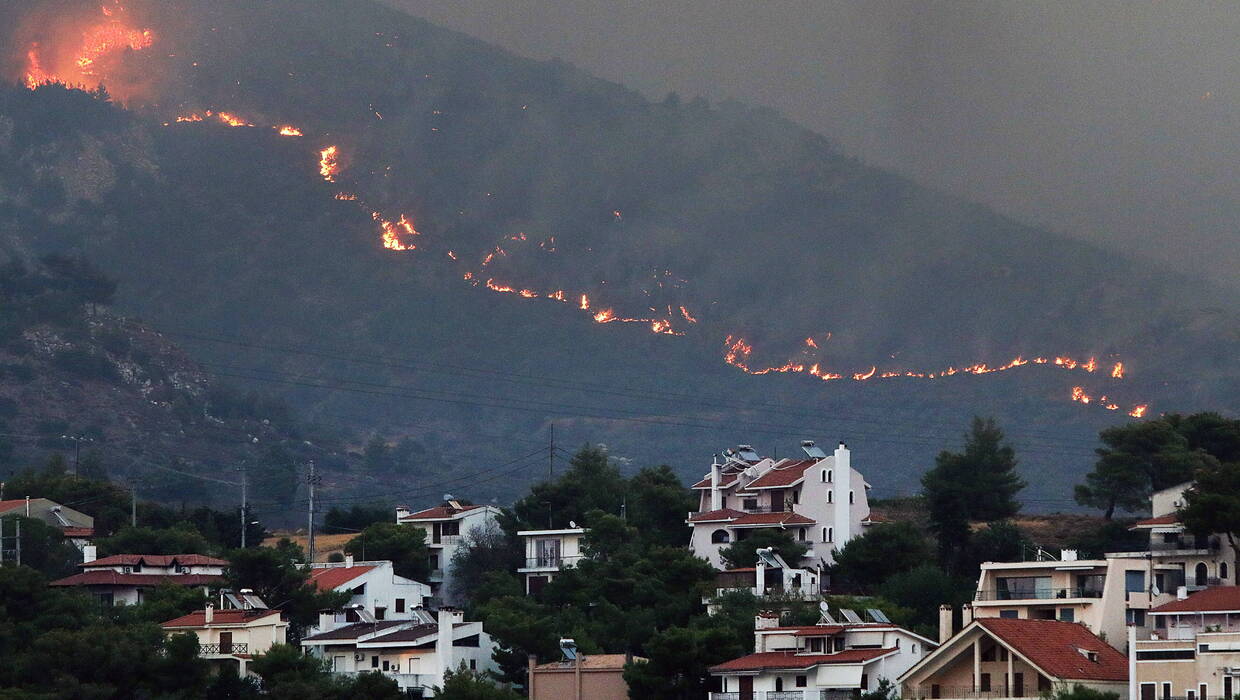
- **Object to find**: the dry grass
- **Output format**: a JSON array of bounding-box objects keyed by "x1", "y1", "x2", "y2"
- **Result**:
[{"x1": 262, "y1": 531, "x2": 355, "y2": 562}]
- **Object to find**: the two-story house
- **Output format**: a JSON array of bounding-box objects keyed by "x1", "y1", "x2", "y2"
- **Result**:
[
  {"x1": 710, "y1": 609, "x2": 935, "y2": 700},
  {"x1": 162, "y1": 602, "x2": 287, "y2": 676},
  {"x1": 687, "y1": 441, "x2": 871, "y2": 573},
  {"x1": 395, "y1": 500, "x2": 501, "y2": 602},
  {"x1": 301, "y1": 606, "x2": 498, "y2": 694},
  {"x1": 900, "y1": 618, "x2": 1127, "y2": 700},
  {"x1": 707, "y1": 547, "x2": 820, "y2": 615},
  {"x1": 1109, "y1": 482, "x2": 1234, "y2": 591},
  {"x1": 1133, "y1": 586, "x2": 1240, "y2": 700},
  {"x1": 51, "y1": 548, "x2": 227, "y2": 605},
  {"x1": 307, "y1": 557, "x2": 432, "y2": 631},
  {"x1": 517, "y1": 527, "x2": 587, "y2": 595}
]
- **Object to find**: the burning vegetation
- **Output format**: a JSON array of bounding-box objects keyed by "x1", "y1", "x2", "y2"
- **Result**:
[{"x1": 19, "y1": 2, "x2": 154, "y2": 101}]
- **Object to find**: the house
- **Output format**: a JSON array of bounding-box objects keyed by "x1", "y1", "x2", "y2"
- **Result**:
[
  {"x1": 529, "y1": 653, "x2": 645, "y2": 700},
  {"x1": 395, "y1": 500, "x2": 501, "y2": 602},
  {"x1": 307, "y1": 557, "x2": 431, "y2": 630},
  {"x1": 706, "y1": 547, "x2": 820, "y2": 615},
  {"x1": 50, "y1": 547, "x2": 226, "y2": 605},
  {"x1": 900, "y1": 618, "x2": 1128, "y2": 700},
  {"x1": 687, "y1": 441, "x2": 872, "y2": 574},
  {"x1": 709, "y1": 608, "x2": 935, "y2": 699},
  {"x1": 1108, "y1": 482, "x2": 1235, "y2": 591},
  {"x1": 162, "y1": 603, "x2": 288, "y2": 676},
  {"x1": 517, "y1": 527, "x2": 587, "y2": 595},
  {"x1": 301, "y1": 606, "x2": 499, "y2": 694},
  {"x1": 0, "y1": 497, "x2": 94, "y2": 551},
  {"x1": 1132, "y1": 586, "x2": 1240, "y2": 700},
  {"x1": 965, "y1": 549, "x2": 1177, "y2": 646}
]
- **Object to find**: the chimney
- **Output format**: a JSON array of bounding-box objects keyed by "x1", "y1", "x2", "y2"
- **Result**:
[
  {"x1": 204, "y1": 604, "x2": 214, "y2": 624},
  {"x1": 710, "y1": 457, "x2": 722, "y2": 511},
  {"x1": 961, "y1": 603, "x2": 975, "y2": 628},
  {"x1": 437, "y1": 607, "x2": 458, "y2": 679},
  {"x1": 1061, "y1": 549, "x2": 1079, "y2": 562},
  {"x1": 82, "y1": 545, "x2": 97, "y2": 564},
  {"x1": 345, "y1": 554, "x2": 354, "y2": 567},
  {"x1": 833, "y1": 443, "x2": 851, "y2": 549},
  {"x1": 395, "y1": 505, "x2": 410, "y2": 522},
  {"x1": 939, "y1": 604, "x2": 953, "y2": 643},
  {"x1": 25, "y1": 496, "x2": 30, "y2": 517},
  {"x1": 319, "y1": 611, "x2": 336, "y2": 633},
  {"x1": 1177, "y1": 585, "x2": 1188, "y2": 600},
  {"x1": 754, "y1": 611, "x2": 779, "y2": 651}
]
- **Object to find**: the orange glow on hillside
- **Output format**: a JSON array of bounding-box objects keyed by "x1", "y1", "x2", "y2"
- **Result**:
[
  {"x1": 319, "y1": 146, "x2": 339, "y2": 182},
  {"x1": 22, "y1": 4, "x2": 154, "y2": 100}
]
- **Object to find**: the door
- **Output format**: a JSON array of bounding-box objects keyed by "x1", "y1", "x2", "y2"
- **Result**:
[
  {"x1": 332, "y1": 656, "x2": 345, "y2": 672},
  {"x1": 1140, "y1": 684, "x2": 1156, "y2": 700},
  {"x1": 219, "y1": 632, "x2": 233, "y2": 655},
  {"x1": 1013, "y1": 673, "x2": 1024, "y2": 697},
  {"x1": 739, "y1": 676, "x2": 753, "y2": 700}
]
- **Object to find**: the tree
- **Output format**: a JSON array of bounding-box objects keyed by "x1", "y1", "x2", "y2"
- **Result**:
[
  {"x1": 626, "y1": 465, "x2": 697, "y2": 547},
  {"x1": 96, "y1": 524, "x2": 211, "y2": 556},
  {"x1": 511, "y1": 445, "x2": 625, "y2": 530},
  {"x1": 225, "y1": 546, "x2": 349, "y2": 641},
  {"x1": 719, "y1": 528, "x2": 810, "y2": 569},
  {"x1": 324, "y1": 504, "x2": 391, "y2": 531},
  {"x1": 831, "y1": 521, "x2": 932, "y2": 588},
  {"x1": 436, "y1": 666, "x2": 522, "y2": 700},
  {"x1": 1182, "y1": 459, "x2": 1240, "y2": 564},
  {"x1": 966, "y1": 521, "x2": 1031, "y2": 571},
  {"x1": 343, "y1": 521, "x2": 429, "y2": 581},
  {"x1": 1075, "y1": 420, "x2": 1207, "y2": 518},
  {"x1": 1043, "y1": 684, "x2": 1120, "y2": 700},
  {"x1": 3, "y1": 516, "x2": 80, "y2": 578},
  {"x1": 449, "y1": 518, "x2": 523, "y2": 604},
  {"x1": 623, "y1": 623, "x2": 747, "y2": 700},
  {"x1": 880, "y1": 564, "x2": 973, "y2": 636}
]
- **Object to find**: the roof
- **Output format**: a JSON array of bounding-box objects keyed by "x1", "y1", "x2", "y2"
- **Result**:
[
  {"x1": 51, "y1": 571, "x2": 225, "y2": 587},
  {"x1": 862, "y1": 513, "x2": 892, "y2": 524},
  {"x1": 162, "y1": 608, "x2": 281, "y2": 628},
  {"x1": 62, "y1": 527, "x2": 95, "y2": 538},
  {"x1": 711, "y1": 648, "x2": 895, "y2": 673},
  {"x1": 691, "y1": 475, "x2": 741, "y2": 490},
  {"x1": 84, "y1": 554, "x2": 228, "y2": 568},
  {"x1": 367, "y1": 623, "x2": 447, "y2": 643},
  {"x1": 745, "y1": 460, "x2": 816, "y2": 489},
  {"x1": 730, "y1": 512, "x2": 815, "y2": 526},
  {"x1": 1132, "y1": 514, "x2": 1180, "y2": 528},
  {"x1": 398, "y1": 504, "x2": 484, "y2": 521},
  {"x1": 1151, "y1": 586, "x2": 1240, "y2": 614},
  {"x1": 688, "y1": 508, "x2": 746, "y2": 523},
  {"x1": 0, "y1": 499, "x2": 30, "y2": 514},
  {"x1": 974, "y1": 618, "x2": 1127, "y2": 681},
  {"x1": 533, "y1": 654, "x2": 643, "y2": 671},
  {"x1": 307, "y1": 565, "x2": 376, "y2": 591},
  {"x1": 302, "y1": 620, "x2": 409, "y2": 641}
]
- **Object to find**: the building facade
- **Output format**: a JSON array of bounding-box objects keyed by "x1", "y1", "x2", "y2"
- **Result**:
[
  {"x1": 529, "y1": 654, "x2": 643, "y2": 700},
  {"x1": 162, "y1": 605, "x2": 288, "y2": 676},
  {"x1": 517, "y1": 527, "x2": 587, "y2": 595},
  {"x1": 396, "y1": 501, "x2": 501, "y2": 602},
  {"x1": 0, "y1": 497, "x2": 95, "y2": 553},
  {"x1": 51, "y1": 550, "x2": 227, "y2": 605},
  {"x1": 1133, "y1": 587, "x2": 1240, "y2": 700},
  {"x1": 307, "y1": 557, "x2": 431, "y2": 631}
]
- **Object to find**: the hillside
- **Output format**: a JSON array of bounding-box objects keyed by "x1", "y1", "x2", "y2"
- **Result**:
[{"x1": 0, "y1": 0, "x2": 1235, "y2": 511}]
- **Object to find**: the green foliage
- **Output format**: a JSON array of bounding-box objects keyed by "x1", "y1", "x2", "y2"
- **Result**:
[
  {"x1": 2, "y1": 516, "x2": 81, "y2": 578},
  {"x1": 623, "y1": 624, "x2": 747, "y2": 700},
  {"x1": 832, "y1": 521, "x2": 932, "y2": 588},
  {"x1": 436, "y1": 666, "x2": 522, "y2": 700},
  {"x1": 449, "y1": 518, "x2": 523, "y2": 604},
  {"x1": 512, "y1": 445, "x2": 625, "y2": 530},
  {"x1": 343, "y1": 521, "x2": 429, "y2": 581},
  {"x1": 1182, "y1": 459, "x2": 1240, "y2": 560},
  {"x1": 879, "y1": 564, "x2": 973, "y2": 635},
  {"x1": 97, "y1": 524, "x2": 211, "y2": 556},
  {"x1": 1042, "y1": 683, "x2": 1121, "y2": 700},
  {"x1": 719, "y1": 528, "x2": 811, "y2": 569},
  {"x1": 225, "y1": 546, "x2": 350, "y2": 642},
  {"x1": 861, "y1": 678, "x2": 900, "y2": 700},
  {"x1": 324, "y1": 504, "x2": 392, "y2": 531},
  {"x1": 1063, "y1": 520, "x2": 1147, "y2": 558},
  {"x1": 626, "y1": 465, "x2": 699, "y2": 547},
  {"x1": 967, "y1": 520, "x2": 1032, "y2": 570}
]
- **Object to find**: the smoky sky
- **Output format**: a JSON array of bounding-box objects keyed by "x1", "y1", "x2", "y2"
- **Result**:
[{"x1": 386, "y1": 0, "x2": 1239, "y2": 291}]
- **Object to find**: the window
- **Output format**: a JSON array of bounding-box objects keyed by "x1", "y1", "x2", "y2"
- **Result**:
[
  {"x1": 796, "y1": 675, "x2": 808, "y2": 688},
  {"x1": 822, "y1": 527, "x2": 829, "y2": 542},
  {"x1": 798, "y1": 528, "x2": 806, "y2": 541},
  {"x1": 981, "y1": 645, "x2": 996, "y2": 662},
  {"x1": 711, "y1": 529, "x2": 730, "y2": 544},
  {"x1": 1222, "y1": 562, "x2": 1229, "y2": 581},
  {"x1": 371, "y1": 655, "x2": 379, "y2": 668},
  {"x1": 1059, "y1": 608, "x2": 1075, "y2": 622},
  {"x1": 849, "y1": 490, "x2": 855, "y2": 504},
  {"x1": 1126, "y1": 570, "x2": 1145, "y2": 594},
  {"x1": 428, "y1": 554, "x2": 440, "y2": 570},
  {"x1": 861, "y1": 674, "x2": 869, "y2": 690},
  {"x1": 996, "y1": 576, "x2": 1052, "y2": 600},
  {"x1": 1162, "y1": 683, "x2": 1172, "y2": 700},
  {"x1": 912, "y1": 644, "x2": 918, "y2": 654},
  {"x1": 743, "y1": 498, "x2": 759, "y2": 510},
  {"x1": 980, "y1": 674, "x2": 992, "y2": 692},
  {"x1": 382, "y1": 660, "x2": 390, "y2": 671},
  {"x1": 809, "y1": 637, "x2": 825, "y2": 653},
  {"x1": 792, "y1": 490, "x2": 800, "y2": 504},
  {"x1": 827, "y1": 528, "x2": 834, "y2": 543},
  {"x1": 822, "y1": 470, "x2": 828, "y2": 483},
  {"x1": 395, "y1": 598, "x2": 405, "y2": 613},
  {"x1": 470, "y1": 659, "x2": 477, "y2": 670},
  {"x1": 535, "y1": 538, "x2": 562, "y2": 567},
  {"x1": 833, "y1": 637, "x2": 846, "y2": 652},
  {"x1": 999, "y1": 610, "x2": 1019, "y2": 619},
  {"x1": 827, "y1": 470, "x2": 833, "y2": 483},
  {"x1": 1195, "y1": 563, "x2": 1208, "y2": 587},
  {"x1": 775, "y1": 678, "x2": 784, "y2": 692},
  {"x1": 375, "y1": 607, "x2": 386, "y2": 620},
  {"x1": 1135, "y1": 650, "x2": 1195, "y2": 660},
  {"x1": 442, "y1": 520, "x2": 460, "y2": 536},
  {"x1": 1127, "y1": 609, "x2": 1146, "y2": 626},
  {"x1": 827, "y1": 491, "x2": 833, "y2": 503}
]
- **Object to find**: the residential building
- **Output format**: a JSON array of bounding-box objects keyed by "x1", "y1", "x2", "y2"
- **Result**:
[
  {"x1": 706, "y1": 547, "x2": 821, "y2": 615},
  {"x1": 517, "y1": 527, "x2": 587, "y2": 595},
  {"x1": 307, "y1": 557, "x2": 431, "y2": 630},
  {"x1": 301, "y1": 607, "x2": 499, "y2": 694},
  {"x1": 529, "y1": 653, "x2": 645, "y2": 700},
  {"x1": 967, "y1": 549, "x2": 1176, "y2": 646},
  {"x1": 900, "y1": 618, "x2": 1128, "y2": 700},
  {"x1": 50, "y1": 548, "x2": 226, "y2": 605},
  {"x1": 687, "y1": 441, "x2": 872, "y2": 573},
  {"x1": 0, "y1": 497, "x2": 94, "y2": 552},
  {"x1": 1108, "y1": 482, "x2": 1234, "y2": 591},
  {"x1": 1132, "y1": 586, "x2": 1240, "y2": 700},
  {"x1": 395, "y1": 500, "x2": 501, "y2": 602},
  {"x1": 162, "y1": 603, "x2": 287, "y2": 676},
  {"x1": 709, "y1": 608, "x2": 936, "y2": 699}
]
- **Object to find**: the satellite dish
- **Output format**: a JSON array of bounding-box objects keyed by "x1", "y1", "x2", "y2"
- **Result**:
[
  {"x1": 443, "y1": 493, "x2": 454, "y2": 501},
  {"x1": 569, "y1": 520, "x2": 578, "y2": 528}
]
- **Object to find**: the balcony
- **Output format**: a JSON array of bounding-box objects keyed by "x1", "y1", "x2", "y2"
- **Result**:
[
  {"x1": 908, "y1": 686, "x2": 1041, "y2": 699},
  {"x1": 335, "y1": 670, "x2": 432, "y2": 690},
  {"x1": 429, "y1": 534, "x2": 462, "y2": 547},
  {"x1": 518, "y1": 555, "x2": 583, "y2": 572},
  {"x1": 200, "y1": 642, "x2": 248, "y2": 656},
  {"x1": 974, "y1": 587, "x2": 1103, "y2": 602}
]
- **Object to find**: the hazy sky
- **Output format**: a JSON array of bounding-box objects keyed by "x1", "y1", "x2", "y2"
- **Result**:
[{"x1": 387, "y1": 0, "x2": 1239, "y2": 290}]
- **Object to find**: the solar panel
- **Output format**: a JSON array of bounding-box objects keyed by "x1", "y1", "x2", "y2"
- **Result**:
[
  {"x1": 801, "y1": 441, "x2": 828, "y2": 459},
  {"x1": 560, "y1": 639, "x2": 578, "y2": 661},
  {"x1": 839, "y1": 608, "x2": 863, "y2": 623},
  {"x1": 756, "y1": 548, "x2": 782, "y2": 568},
  {"x1": 867, "y1": 608, "x2": 892, "y2": 623},
  {"x1": 737, "y1": 445, "x2": 762, "y2": 462}
]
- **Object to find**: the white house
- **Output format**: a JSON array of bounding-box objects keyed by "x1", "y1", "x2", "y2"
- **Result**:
[
  {"x1": 162, "y1": 603, "x2": 288, "y2": 676},
  {"x1": 706, "y1": 547, "x2": 820, "y2": 615},
  {"x1": 1110, "y1": 482, "x2": 1235, "y2": 590},
  {"x1": 688, "y1": 441, "x2": 872, "y2": 572},
  {"x1": 516, "y1": 527, "x2": 587, "y2": 595},
  {"x1": 0, "y1": 497, "x2": 95, "y2": 551},
  {"x1": 710, "y1": 608, "x2": 935, "y2": 699},
  {"x1": 307, "y1": 558, "x2": 431, "y2": 631},
  {"x1": 301, "y1": 607, "x2": 499, "y2": 694},
  {"x1": 395, "y1": 500, "x2": 501, "y2": 602},
  {"x1": 51, "y1": 549, "x2": 227, "y2": 605}
]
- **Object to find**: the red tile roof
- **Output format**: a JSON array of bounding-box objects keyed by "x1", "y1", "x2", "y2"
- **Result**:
[
  {"x1": 0, "y1": 499, "x2": 29, "y2": 514},
  {"x1": 975, "y1": 618, "x2": 1127, "y2": 681},
  {"x1": 308, "y1": 565, "x2": 376, "y2": 591},
  {"x1": 84, "y1": 554, "x2": 228, "y2": 568},
  {"x1": 1132, "y1": 514, "x2": 1180, "y2": 528},
  {"x1": 399, "y1": 504, "x2": 484, "y2": 521},
  {"x1": 730, "y1": 512, "x2": 815, "y2": 526},
  {"x1": 687, "y1": 508, "x2": 746, "y2": 523},
  {"x1": 862, "y1": 513, "x2": 891, "y2": 524},
  {"x1": 711, "y1": 648, "x2": 895, "y2": 672},
  {"x1": 691, "y1": 475, "x2": 741, "y2": 489},
  {"x1": 51, "y1": 571, "x2": 224, "y2": 587},
  {"x1": 162, "y1": 608, "x2": 281, "y2": 628},
  {"x1": 534, "y1": 654, "x2": 640, "y2": 671},
  {"x1": 745, "y1": 460, "x2": 815, "y2": 489},
  {"x1": 1151, "y1": 586, "x2": 1240, "y2": 614},
  {"x1": 62, "y1": 527, "x2": 94, "y2": 538},
  {"x1": 302, "y1": 620, "x2": 410, "y2": 641}
]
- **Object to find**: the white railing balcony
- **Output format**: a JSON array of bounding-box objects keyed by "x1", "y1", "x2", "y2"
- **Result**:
[
  {"x1": 334, "y1": 670, "x2": 432, "y2": 689},
  {"x1": 766, "y1": 692, "x2": 804, "y2": 700},
  {"x1": 710, "y1": 694, "x2": 740, "y2": 700}
]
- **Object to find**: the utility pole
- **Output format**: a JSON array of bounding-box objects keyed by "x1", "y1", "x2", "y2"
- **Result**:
[
  {"x1": 61, "y1": 435, "x2": 92, "y2": 476},
  {"x1": 548, "y1": 423, "x2": 555, "y2": 479},
  {"x1": 239, "y1": 462, "x2": 248, "y2": 549},
  {"x1": 131, "y1": 485, "x2": 137, "y2": 527},
  {"x1": 306, "y1": 461, "x2": 319, "y2": 564}
]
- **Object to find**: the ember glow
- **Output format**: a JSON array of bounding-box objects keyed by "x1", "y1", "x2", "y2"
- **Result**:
[
  {"x1": 276, "y1": 125, "x2": 303, "y2": 137},
  {"x1": 372, "y1": 212, "x2": 419, "y2": 250},
  {"x1": 319, "y1": 146, "x2": 339, "y2": 182},
  {"x1": 22, "y1": 3, "x2": 154, "y2": 99}
]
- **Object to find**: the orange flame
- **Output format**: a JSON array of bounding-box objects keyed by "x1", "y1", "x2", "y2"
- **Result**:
[
  {"x1": 334, "y1": 192, "x2": 358, "y2": 201},
  {"x1": 1129, "y1": 405, "x2": 1148, "y2": 418},
  {"x1": 579, "y1": 294, "x2": 590, "y2": 310},
  {"x1": 319, "y1": 146, "x2": 339, "y2": 182},
  {"x1": 1111, "y1": 362, "x2": 1124, "y2": 379},
  {"x1": 276, "y1": 125, "x2": 303, "y2": 136},
  {"x1": 23, "y1": 5, "x2": 155, "y2": 98},
  {"x1": 372, "y1": 212, "x2": 418, "y2": 251},
  {"x1": 679, "y1": 306, "x2": 698, "y2": 323}
]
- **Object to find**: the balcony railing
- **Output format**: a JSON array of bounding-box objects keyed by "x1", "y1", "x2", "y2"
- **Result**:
[
  {"x1": 520, "y1": 555, "x2": 584, "y2": 570},
  {"x1": 767, "y1": 692, "x2": 805, "y2": 700},
  {"x1": 200, "y1": 642, "x2": 248, "y2": 656},
  {"x1": 335, "y1": 670, "x2": 432, "y2": 689},
  {"x1": 974, "y1": 587, "x2": 1103, "y2": 602},
  {"x1": 908, "y1": 686, "x2": 1043, "y2": 699},
  {"x1": 709, "y1": 694, "x2": 740, "y2": 700}
]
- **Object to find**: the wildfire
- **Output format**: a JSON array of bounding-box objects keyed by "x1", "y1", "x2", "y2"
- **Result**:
[
  {"x1": 23, "y1": 4, "x2": 155, "y2": 98},
  {"x1": 334, "y1": 192, "x2": 358, "y2": 201},
  {"x1": 1129, "y1": 405, "x2": 1149, "y2": 418},
  {"x1": 805, "y1": 337, "x2": 818, "y2": 349},
  {"x1": 1111, "y1": 362, "x2": 1124, "y2": 379},
  {"x1": 371, "y1": 212, "x2": 419, "y2": 250},
  {"x1": 680, "y1": 306, "x2": 698, "y2": 323},
  {"x1": 216, "y1": 111, "x2": 251, "y2": 127},
  {"x1": 319, "y1": 146, "x2": 339, "y2": 182},
  {"x1": 276, "y1": 125, "x2": 303, "y2": 136},
  {"x1": 1071, "y1": 386, "x2": 1091, "y2": 404},
  {"x1": 580, "y1": 294, "x2": 590, "y2": 310}
]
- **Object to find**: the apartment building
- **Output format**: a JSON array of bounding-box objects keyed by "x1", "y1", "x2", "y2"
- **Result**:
[
  {"x1": 901, "y1": 618, "x2": 1128, "y2": 700},
  {"x1": 307, "y1": 557, "x2": 431, "y2": 631},
  {"x1": 516, "y1": 527, "x2": 587, "y2": 595},
  {"x1": 395, "y1": 500, "x2": 501, "y2": 602},
  {"x1": 51, "y1": 549, "x2": 226, "y2": 605},
  {"x1": 687, "y1": 441, "x2": 872, "y2": 572},
  {"x1": 710, "y1": 609, "x2": 935, "y2": 700},
  {"x1": 1133, "y1": 587, "x2": 1240, "y2": 700},
  {"x1": 162, "y1": 603, "x2": 287, "y2": 676},
  {"x1": 1109, "y1": 483, "x2": 1235, "y2": 591}
]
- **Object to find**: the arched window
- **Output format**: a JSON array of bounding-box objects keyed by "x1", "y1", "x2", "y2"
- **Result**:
[
  {"x1": 798, "y1": 527, "x2": 807, "y2": 541},
  {"x1": 849, "y1": 490, "x2": 855, "y2": 504},
  {"x1": 1195, "y1": 562, "x2": 1208, "y2": 586},
  {"x1": 711, "y1": 529, "x2": 730, "y2": 544},
  {"x1": 821, "y1": 470, "x2": 828, "y2": 483},
  {"x1": 1222, "y1": 562, "x2": 1229, "y2": 581},
  {"x1": 827, "y1": 470, "x2": 833, "y2": 483},
  {"x1": 822, "y1": 527, "x2": 829, "y2": 542},
  {"x1": 827, "y1": 491, "x2": 833, "y2": 504}
]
